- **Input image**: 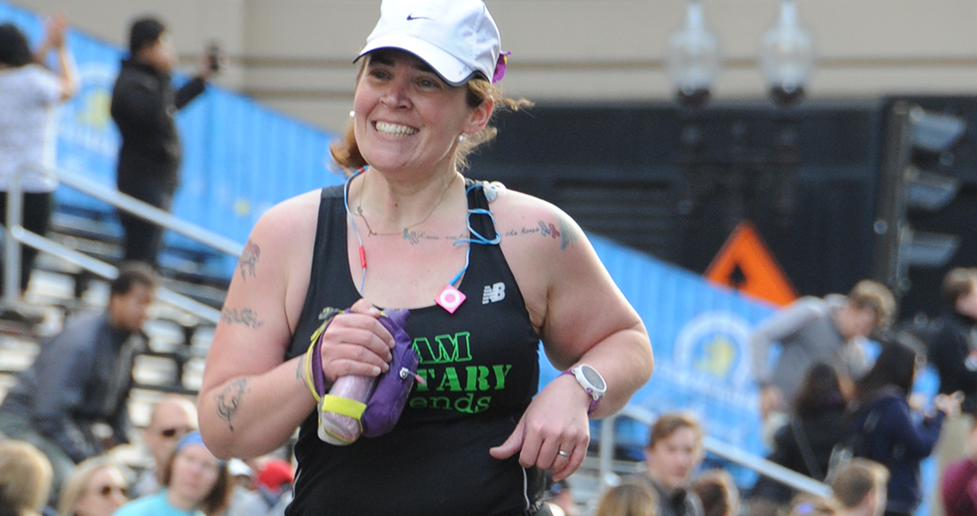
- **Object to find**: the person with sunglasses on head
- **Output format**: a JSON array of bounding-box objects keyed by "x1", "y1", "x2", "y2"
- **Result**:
[
  {"x1": 57, "y1": 456, "x2": 129, "y2": 516},
  {"x1": 129, "y1": 395, "x2": 198, "y2": 499},
  {"x1": 115, "y1": 432, "x2": 230, "y2": 516},
  {"x1": 0, "y1": 262, "x2": 156, "y2": 502},
  {"x1": 197, "y1": 0, "x2": 654, "y2": 514}
]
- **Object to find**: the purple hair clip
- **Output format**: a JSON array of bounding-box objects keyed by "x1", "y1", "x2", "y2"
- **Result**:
[{"x1": 492, "y1": 51, "x2": 511, "y2": 83}]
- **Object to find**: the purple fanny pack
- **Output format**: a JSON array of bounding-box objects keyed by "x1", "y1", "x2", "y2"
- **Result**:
[
  {"x1": 361, "y1": 308, "x2": 417, "y2": 437},
  {"x1": 310, "y1": 308, "x2": 419, "y2": 442}
]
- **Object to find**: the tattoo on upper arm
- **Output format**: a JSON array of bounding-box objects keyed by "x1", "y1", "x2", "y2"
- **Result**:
[
  {"x1": 221, "y1": 308, "x2": 264, "y2": 328},
  {"x1": 216, "y1": 378, "x2": 249, "y2": 432},
  {"x1": 556, "y1": 213, "x2": 579, "y2": 250},
  {"x1": 502, "y1": 215, "x2": 579, "y2": 250},
  {"x1": 239, "y1": 239, "x2": 260, "y2": 281}
]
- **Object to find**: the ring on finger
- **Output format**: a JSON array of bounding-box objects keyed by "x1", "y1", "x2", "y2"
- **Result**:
[{"x1": 557, "y1": 450, "x2": 570, "y2": 458}]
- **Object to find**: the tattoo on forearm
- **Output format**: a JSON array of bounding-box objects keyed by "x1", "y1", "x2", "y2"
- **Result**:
[
  {"x1": 216, "y1": 378, "x2": 249, "y2": 432},
  {"x1": 239, "y1": 240, "x2": 260, "y2": 281},
  {"x1": 221, "y1": 308, "x2": 264, "y2": 328}
]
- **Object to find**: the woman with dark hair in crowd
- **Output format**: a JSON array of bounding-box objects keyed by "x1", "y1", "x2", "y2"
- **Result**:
[
  {"x1": 750, "y1": 362, "x2": 850, "y2": 507},
  {"x1": 850, "y1": 339, "x2": 962, "y2": 516},
  {"x1": 692, "y1": 469, "x2": 739, "y2": 516},
  {"x1": 782, "y1": 363, "x2": 851, "y2": 477}
]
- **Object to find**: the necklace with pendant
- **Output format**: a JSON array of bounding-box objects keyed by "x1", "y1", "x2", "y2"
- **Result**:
[
  {"x1": 344, "y1": 168, "x2": 471, "y2": 313},
  {"x1": 355, "y1": 172, "x2": 456, "y2": 239}
]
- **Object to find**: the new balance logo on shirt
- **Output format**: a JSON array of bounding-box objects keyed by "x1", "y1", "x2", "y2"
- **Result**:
[{"x1": 482, "y1": 282, "x2": 505, "y2": 304}]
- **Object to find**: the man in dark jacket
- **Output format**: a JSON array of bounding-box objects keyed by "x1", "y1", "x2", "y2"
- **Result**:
[
  {"x1": 0, "y1": 262, "x2": 156, "y2": 499},
  {"x1": 110, "y1": 16, "x2": 215, "y2": 267}
]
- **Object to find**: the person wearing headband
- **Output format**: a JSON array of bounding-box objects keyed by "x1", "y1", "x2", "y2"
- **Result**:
[
  {"x1": 198, "y1": 0, "x2": 653, "y2": 514},
  {"x1": 113, "y1": 432, "x2": 230, "y2": 516}
]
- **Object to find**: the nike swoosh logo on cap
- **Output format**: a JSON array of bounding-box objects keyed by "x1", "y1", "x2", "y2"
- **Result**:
[{"x1": 406, "y1": 14, "x2": 431, "y2": 20}]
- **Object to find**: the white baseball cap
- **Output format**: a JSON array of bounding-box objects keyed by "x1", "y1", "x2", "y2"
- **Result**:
[{"x1": 356, "y1": 0, "x2": 505, "y2": 86}]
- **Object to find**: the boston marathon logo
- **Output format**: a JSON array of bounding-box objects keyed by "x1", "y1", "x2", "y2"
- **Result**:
[
  {"x1": 673, "y1": 311, "x2": 752, "y2": 390},
  {"x1": 408, "y1": 331, "x2": 511, "y2": 414}
]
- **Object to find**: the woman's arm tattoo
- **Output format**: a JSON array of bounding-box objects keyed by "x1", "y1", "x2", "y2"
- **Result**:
[
  {"x1": 239, "y1": 239, "x2": 260, "y2": 281},
  {"x1": 221, "y1": 307, "x2": 264, "y2": 328},
  {"x1": 216, "y1": 378, "x2": 249, "y2": 432}
]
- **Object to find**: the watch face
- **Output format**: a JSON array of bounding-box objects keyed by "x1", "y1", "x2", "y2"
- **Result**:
[{"x1": 581, "y1": 365, "x2": 606, "y2": 391}]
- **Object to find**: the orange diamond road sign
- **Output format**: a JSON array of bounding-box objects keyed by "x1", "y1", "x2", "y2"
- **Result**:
[{"x1": 704, "y1": 221, "x2": 798, "y2": 306}]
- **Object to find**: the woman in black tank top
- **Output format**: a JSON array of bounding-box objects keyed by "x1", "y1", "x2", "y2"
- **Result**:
[{"x1": 198, "y1": 1, "x2": 653, "y2": 515}]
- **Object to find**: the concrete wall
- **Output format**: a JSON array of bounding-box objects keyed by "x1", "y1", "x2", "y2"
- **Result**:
[{"x1": 12, "y1": 0, "x2": 977, "y2": 133}]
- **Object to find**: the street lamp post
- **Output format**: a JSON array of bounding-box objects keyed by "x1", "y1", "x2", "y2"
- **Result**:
[
  {"x1": 666, "y1": 0, "x2": 720, "y2": 110},
  {"x1": 668, "y1": 0, "x2": 814, "y2": 255},
  {"x1": 759, "y1": 0, "x2": 815, "y2": 108}
]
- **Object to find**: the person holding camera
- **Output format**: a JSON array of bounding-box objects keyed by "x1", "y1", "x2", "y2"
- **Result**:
[{"x1": 110, "y1": 16, "x2": 219, "y2": 268}]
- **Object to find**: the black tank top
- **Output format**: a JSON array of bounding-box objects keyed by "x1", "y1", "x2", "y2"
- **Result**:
[{"x1": 284, "y1": 180, "x2": 545, "y2": 516}]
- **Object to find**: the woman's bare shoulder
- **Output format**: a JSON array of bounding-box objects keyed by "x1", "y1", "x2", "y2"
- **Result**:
[{"x1": 490, "y1": 186, "x2": 583, "y2": 252}]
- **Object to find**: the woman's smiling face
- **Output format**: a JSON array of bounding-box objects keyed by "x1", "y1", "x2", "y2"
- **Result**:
[{"x1": 352, "y1": 49, "x2": 482, "y2": 175}]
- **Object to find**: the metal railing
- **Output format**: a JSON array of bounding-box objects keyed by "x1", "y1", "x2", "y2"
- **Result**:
[{"x1": 3, "y1": 163, "x2": 243, "y2": 323}]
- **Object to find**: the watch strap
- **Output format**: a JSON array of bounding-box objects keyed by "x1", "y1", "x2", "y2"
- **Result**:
[{"x1": 560, "y1": 369, "x2": 601, "y2": 415}]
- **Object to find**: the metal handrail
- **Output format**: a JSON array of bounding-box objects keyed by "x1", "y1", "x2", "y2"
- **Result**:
[
  {"x1": 13, "y1": 227, "x2": 221, "y2": 323},
  {"x1": 3, "y1": 162, "x2": 239, "y2": 323},
  {"x1": 596, "y1": 405, "x2": 833, "y2": 498}
]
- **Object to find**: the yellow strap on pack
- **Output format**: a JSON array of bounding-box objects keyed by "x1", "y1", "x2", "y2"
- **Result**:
[
  {"x1": 304, "y1": 338, "x2": 321, "y2": 403},
  {"x1": 319, "y1": 395, "x2": 367, "y2": 421},
  {"x1": 304, "y1": 310, "x2": 342, "y2": 403}
]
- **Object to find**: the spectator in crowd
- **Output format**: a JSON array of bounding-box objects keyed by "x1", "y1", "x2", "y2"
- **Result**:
[
  {"x1": 543, "y1": 476, "x2": 579, "y2": 516},
  {"x1": 129, "y1": 394, "x2": 198, "y2": 498},
  {"x1": 222, "y1": 459, "x2": 263, "y2": 516},
  {"x1": 0, "y1": 262, "x2": 156, "y2": 499},
  {"x1": 850, "y1": 338, "x2": 962, "y2": 516},
  {"x1": 0, "y1": 15, "x2": 78, "y2": 300},
  {"x1": 242, "y1": 459, "x2": 293, "y2": 516},
  {"x1": 227, "y1": 459, "x2": 253, "y2": 490},
  {"x1": 752, "y1": 363, "x2": 850, "y2": 505},
  {"x1": 114, "y1": 432, "x2": 230, "y2": 516},
  {"x1": 594, "y1": 481, "x2": 659, "y2": 516},
  {"x1": 787, "y1": 495, "x2": 843, "y2": 516},
  {"x1": 941, "y1": 418, "x2": 977, "y2": 516},
  {"x1": 197, "y1": 0, "x2": 654, "y2": 514},
  {"x1": 691, "y1": 469, "x2": 739, "y2": 516},
  {"x1": 750, "y1": 280, "x2": 895, "y2": 440},
  {"x1": 0, "y1": 440, "x2": 53, "y2": 516},
  {"x1": 56, "y1": 456, "x2": 129, "y2": 516},
  {"x1": 831, "y1": 458, "x2": 888, "y2": 516},
  {"x1": 110, "y1": 16, "x2": 217, "y2": 268},
  {"x1": 928, "y1": 268, "x2": 977, "y2": 487},
  {"x1": 630, "y1": 412, "x2": 705, "y2": 516}
]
